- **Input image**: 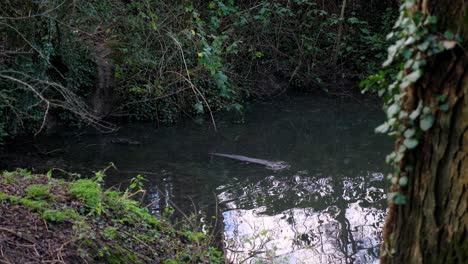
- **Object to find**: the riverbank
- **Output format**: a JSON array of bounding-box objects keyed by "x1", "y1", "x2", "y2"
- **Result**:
[
  {"x1": 1, "y1": 1, "x2": 396, "y2": 143},
  {"x1": 0, "y1": 169, "x2": 223, "y2": 263}
]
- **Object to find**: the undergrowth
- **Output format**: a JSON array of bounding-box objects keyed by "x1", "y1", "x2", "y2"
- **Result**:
[
  {"x1": 0, "y1": 0, "x2": 397, "y2": 141},
  {"x1": 0, "y1": 169, "x2": 223, "y2": 263}
]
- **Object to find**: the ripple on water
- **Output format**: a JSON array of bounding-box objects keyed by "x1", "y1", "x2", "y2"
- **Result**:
[{"x1": 220, "y1": 171, "x2": 386, "y2": 264}]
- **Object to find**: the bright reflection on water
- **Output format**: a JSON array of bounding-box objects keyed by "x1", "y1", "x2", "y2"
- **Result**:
[
  {"x1": 22, "y1": 96, "x2": 391, "y2": 263},
  {"x1": 220, "y1": 173, "x2": 386, "y2": 263}
]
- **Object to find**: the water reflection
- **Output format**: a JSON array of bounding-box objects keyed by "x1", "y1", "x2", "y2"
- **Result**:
[
  {"x1": 221, "y1": 172, "x2": 386, "y2": 263},
  {"x1": 4, "y1": 96, "x2": 391, "y2": 263}
]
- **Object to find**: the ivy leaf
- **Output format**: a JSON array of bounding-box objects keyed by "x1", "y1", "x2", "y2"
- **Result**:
[
  {"x1": 387, "y1": 192, "x2": 396, "y2": 201},
  {"x1": 403, "y1": 138, "x2": 419, "y2": 149},
  {"x1": 387, "y1": 104, "x2": 400, "y2": 118},
  {"x1": 410, "y1": 102, "x2": 423, "y2": 120},
  {"x1": 444, "y1": 31, "x2": 454, "y2": 40},
  {"x1": 402, "y1": 48, "x2": 413, "y2": 60},
  {"x1": 404, "y1": 128, "x2": 415, "y2": 138},
  {"x1": 428, "y1": 16, "x2": 438, "y2": 24},
  {"x1": 423, "y1": 106, "x2": 431, "y2": 115},
  {"x1": 412, "y1": 11, "x2": 423, "y2": 25},
  {"x1": 399, "y1": 176, "x2": 408, "y2": 186},
  {"x1": 398, "y1": 145, "x2": 407, "y2": 154},
  {"x1": 378, "y1": 89, "x2": 385, "y2": 97},
  {"x1": 404, "y1": 59, "x2": 414, "y2": 69},
  {"x1": 383, "y1": 44, "x2": 399, "y2": 67},
  {"x1": 375, "y1": 122, "x2": 390, "y2": 134},
  {"x1": 404, "y1": 36, "x2": 416, "y2": 45},
  {"x1": 420, "y1": 115, "x2": 435, "y2": 131},
  {"x1": 394, "y1": 193, "x2": 407, "y2": 205},
  {"x1": 417, "y1": 41, "x2": 430, "y2": 51},
  {"x1": 194, "y1": 102, "x2": 204, "y2": 113},
  {"x1": 406, "y1": 70, "x2": 422, "y2": 83}
]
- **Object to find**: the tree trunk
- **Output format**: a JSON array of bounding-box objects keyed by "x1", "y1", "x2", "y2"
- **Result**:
[
  {"x1": 92, "y1": 40, "x2": 115, "y2": 118},
  {"x1": 331, "y1": 0, "x2": 347, "y2": 67},
  {"x1": 382, "y1": 1, "x2": 468, "y2": 263}
]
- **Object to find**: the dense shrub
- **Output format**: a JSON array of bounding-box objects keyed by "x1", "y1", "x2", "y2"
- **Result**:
[{"x1": 0, "y1": 0, "x2": 396, "y2": 141}]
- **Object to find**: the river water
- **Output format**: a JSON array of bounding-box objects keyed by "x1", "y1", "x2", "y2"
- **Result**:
[{"x1": 3, "y1": 95, "x2": 392, "y2": 263}]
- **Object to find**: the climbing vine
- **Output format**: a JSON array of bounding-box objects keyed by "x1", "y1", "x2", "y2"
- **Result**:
[
  {"x1": 362, "y1": 0, "x2": 458, "y2": 201},
  {"x1": 360, "y1": 0, "x2": 459, "y2": 256}
]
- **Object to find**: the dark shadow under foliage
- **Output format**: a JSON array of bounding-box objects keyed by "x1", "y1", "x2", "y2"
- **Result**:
[{"x1": 0, "y1": 0, "x2": 396, "y2": 141}]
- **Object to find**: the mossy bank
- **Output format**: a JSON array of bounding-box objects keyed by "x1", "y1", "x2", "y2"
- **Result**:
[{"x1": 0, "y1": 169, "x2": 223, "y2": 263}]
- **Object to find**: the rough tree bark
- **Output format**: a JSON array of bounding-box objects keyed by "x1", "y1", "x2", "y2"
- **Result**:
[{"x1": 382, "y1": 1, "x2": 467, "y2": 263}]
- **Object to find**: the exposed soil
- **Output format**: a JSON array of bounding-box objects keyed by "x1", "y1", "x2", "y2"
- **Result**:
[
  {"x1": 0, "y1": 174, "x2": 84, "y2": 263},
  {"x1": 0, "y1": 171, "x2": 222, "y2": 264}
]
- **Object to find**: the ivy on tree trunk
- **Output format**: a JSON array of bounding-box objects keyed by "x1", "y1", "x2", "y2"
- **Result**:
[{"x1": 381, "y1": 0, "x2": 467, "y2": 263}]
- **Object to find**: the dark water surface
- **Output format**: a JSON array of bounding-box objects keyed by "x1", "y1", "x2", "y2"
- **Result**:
[{"x1": 5, "y1": 96, "x2": 392, "y2": 263}]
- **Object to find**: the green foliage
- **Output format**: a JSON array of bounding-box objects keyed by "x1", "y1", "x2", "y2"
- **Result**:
[
  {"x1": 0, "y1": 170, "x2": 223, "y2": 263},
  {"x1": 42, "y1": 209, "x2": 78, "y2": 222},
  {"x1": 69, "y1": 179, "x2": 102, "y2": 212},
  {"x1": 0, "y1": 191, "x2": 9, "y2": 203},
  {"x1": 361, "y1": 0, "x2": 460, "y2": 255},
  {"x1": 9, "y1": 195, "x2": 21, "y2": 204},
  {"x1": 102, "y1": 227, "x2": 118, "y2": 240},
  {"x1": 129, "y1": 174, "x2": 147, "y2": 191},
  {"x1": 25, "y1": 184, "x2": 51, "y2": 200},
  {"x1": 361, "y1": 0, "x2": 458, "y2": 195},
  {"x1": 0, "y1": 0, "x2": 396, "y2": 140},
  {"x1": 0, "y1": 0, "x2": 98, "y2": 139},
  {"x1": 0, "y1": 121, "x2": 7, "y2": 144},
  {"x1": 20, "y1": 198, "x2": 49, "y2": 212}
]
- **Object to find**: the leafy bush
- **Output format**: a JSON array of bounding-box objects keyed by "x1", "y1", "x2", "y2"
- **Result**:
[
  {"x1": 0, "y1": 0, "x2": 396, "y2": 140},
  {"x1": 69, "y1": 179, "x2": 102, "y2": 210},
  {"x1": 25, "y1": 184, "x2": 51, "y2": 200}
]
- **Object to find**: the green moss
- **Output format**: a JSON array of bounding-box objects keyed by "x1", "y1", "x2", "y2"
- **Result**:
[
  {"x1": 42, "y1": 209, "x2": 79, "y2": 222},
  {"x1": 105, "y1": 190, "x2": 121, "y2": 200},
  {"x1": 9, "y1": 195, "x2": 21, "y2": 204},
  {"x1": 103, "y1": 227, "x2": 117, "y2": 240},
  {"x1": 17, "y1": 169, "x2": 33, "y2": 178},
  {"x1": 99, "y1": 244, "x2": 142, "y2": 264},
  {"x1": 2, "y1": 171, "x2": 17, "y2": 184},
  {"x1": 0, "y1": 191, "x2": 8, "y2": 202},
  {"x1": 20, "y1": 198, "x2": 48, "y2": 211},
  {"x1": 25, "y1": 184, "x2": 51, "y2": 200},
  {"x1": 69, "y1": 179, "x2": 102, "y2": 208},
  {"x1": 1, "y1": 170, "x2": 224, "y2": 263}
]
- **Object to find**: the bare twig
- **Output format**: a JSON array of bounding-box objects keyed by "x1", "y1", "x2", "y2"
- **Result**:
[
  {"x1": 168, "y1": 34, "x2": 218, "y2": 131},
  {"x1": 0, "y1": 72, "x2": 117, "y2": 134}
]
